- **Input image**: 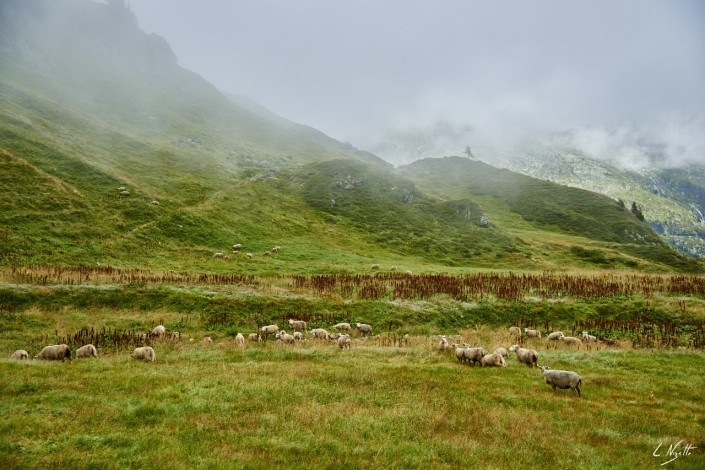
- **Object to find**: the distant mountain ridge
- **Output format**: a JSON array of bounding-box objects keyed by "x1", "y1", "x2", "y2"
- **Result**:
[{"x1": 0, "y1": 0, "x2": 701, "y2": 272}]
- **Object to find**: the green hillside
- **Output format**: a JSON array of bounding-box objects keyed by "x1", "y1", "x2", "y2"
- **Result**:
[{"x1": 0, "y1": 0, "x2": 701, "y2": 273}]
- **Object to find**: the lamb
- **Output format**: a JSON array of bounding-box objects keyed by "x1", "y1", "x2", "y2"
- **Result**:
[
  {"x1": 293, "y1": 331, "x2": 303, "y2": 341},
  {"x1": 272, "y1": 246, "x2": 281, "y2": 253},
  {"x1": 248, "y1": 333, "x2": 262, "y2": 342},
  {"x1": 508, "y1": 326, "x2": 521, "y2": 337},
  {"x1": 463, "y1": 345, "x2": 485, "y2": 366},
  {"x1": 310, "y1": 328, "x2": 330, "y2": 339},
  {"x1": 235, "y1": 333, "x2": 245, "y2": 347},
  {"x1": 131, "y1": 346, "x2": 156, "y2": 362},
  {"x1": 277, "y1": 330, "x2": 295, "y2": 344},
  {"x1": 355, "y1": 323, "x2": 372, "y2": 336},
  {"x1": 152, "y1": 325, "x2": 166, "y2": 336},
  {"x1": 539, "y1": 366, "x2": 582, "y2": 397},
  {"x1": 509, "y1": 344, "x2": 538, "y2": 367},
  {"x1": 370, "y1": 263, "x2": 380, "y2": 270},
  {"x1": 582, "y1": 331, "x2": 597, "y2": 343},
  {"x1": 524, "y1": 328, "x2": 542, "y2": 339},
  {"x1": 213, "y1": 252, "x2": 224, "y2": 258},
  {"x1": 451, "y1": 344, "x2": 466, "y2": 363},
  {"x1": 493, "y1": 347, "x2": 508, "y2": 359},
  {"x1": 76, "y1": 344, "x2": 98, "y2": 359},
  {"x1": 337, "y1": 334, "x2": 351, "y2": 349},
  {"x1": 547, "y1": 331, "x2": 564, "y2": 341},
  {"x1": 439, "y1": 336, "x2": 449, "y2": 352},
  {"x1": 35, "y1": 344, "x2": 72, "y2": 362},
  {"x1": 260, "y1": 324, "x2": 279, "y2": 339},
  {"x1": 560, "y1": 336, "x2": 583, "y2": 348},
  {"x1": 246, "y1": 253, "x2": 254, "y2": 259},
  {"x1": 288, "y1": 319, "x2": 307, "y2": 332},
  {"x1": 481, "y1": 353, "x2": 507, "y2": 367},
  {"x1": 333, "y1": 322, "x2": 351, "y2": 332},
  {"x1": 10, "y1": 350, "x2": 29, "y2": 360}
]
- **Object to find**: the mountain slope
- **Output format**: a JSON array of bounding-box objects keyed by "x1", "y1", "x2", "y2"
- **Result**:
[{"x1": 0, "y1": 0, "x2": 701, "y2": 273}]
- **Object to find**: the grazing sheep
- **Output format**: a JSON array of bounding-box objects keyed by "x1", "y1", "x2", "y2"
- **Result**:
[
  {"x1": 277, "y1": 330, "x2": 295, "y2": 344},
  {"x1": 481, "y1": 353, "x2": 507, "y2": 368},
  {"x1": 355, "y1": 323, "x2": 372, "y2": 336},
  {"x1": 509, "y1": 344, "x2": 538, "y2": 367},
  {"x1": 405, "y1": 271, "x2": 413, "y2": 275},
  {"x1": 150, "y1": 200, "x2": 159, "y2": 206},
  {"x1": 76, "y1": 344, "x2": 98, "y2": 359},
  {"x1": 263, "y1": 251, "x2": 271, "y2": 256},
  {"x1": 260, "y1": 325, "x2": 279, "y2": 339},
  {"x1": 524, "y1": 328, "x2": 542, "y2": 339},
  {"x1": 131, "y1": 346, "x2": 156, "y2": 362},
  {"x1": 246, "y1": 253, "x2": 254, "y2": 259},
  {"x1": 293, "y1": 332, "x2": 303, "y2": 341},
  {"x1": 203, "y1": 336, "x2": 214, "y2": 344},
  {"x1": 560, "y1": 336, "x2": 582, "y2": 348},
  {"x1": 493, "y1": 347, "x2": 508, "y2": 359},
  {"x1": 539, "y1": 366, "x2": 582, "y2": 397},
  {"x1": 232, "y1": 244, "x2": 242, "y2": 251},
  {"x1": 151, "y1": 325, "x2": 166, "y2": 336},
  {"x1": 508, "y1": 326, "x2": 521, "y2": 337},
  {"x1": 35, "y1": 344, "x2": 72, "y2": 362},
  {"x1": 288, "y1": 319, "x2": 307, "y2": 332},
  {"x1": 248, "y1": 333, "x2": 262, "y2": 342},
  {"x1": 333, "y1": 322, "x2": 351, "y2": 332},
  {"x1": 370, "y1": 263, "x2": 380, "y2": 270},
  {"x1": 272, "y1": 246, "x2": 281, "y2": 253},
  {"x1": 390, "y1": 266, "x2": 397, "y2": 271},
  {"x1": 547, "y1": 331, "x2": 564, "y2": 341},
  {"x1": 235, "y1": 333, "x2": 245, "y2": 347},
  {"x1": 463, "y1": 345, "x2": 485, "y2": 366},
  {"x1": 10, "y1": 350, "x2": 29, "y2": 360},
  {"x1": 119, "y1": 190, "x2": 130, "y2": 197},
  {"x1": 582, "y1": 331, "x2": 597, "y2": 343},
  {"x1": 213, "y1": 252, "x2": 225, "y2": 258},
  {"x1": 337, "y1": 334, "x2": 351, "y2": 349},
  {"x1": 451, "y1": 344, "x2": 466, "y2": 363},
  {"x1": 439, "y1": 336, "x2": 449, "y2": 352},
  {"x1": 311, "y1": 328, "x2": 330, "y2": 340}
]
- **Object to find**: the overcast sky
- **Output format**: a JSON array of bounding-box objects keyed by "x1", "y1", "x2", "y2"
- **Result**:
[{"x1": 128, "y1": 0, "x2": 705, "y2": 166}]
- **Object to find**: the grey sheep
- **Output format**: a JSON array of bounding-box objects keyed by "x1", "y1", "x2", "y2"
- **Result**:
[
  {"x1": 481, "y1": 353, "x2": 507, "y2": 368},
  {"x1": 539, "y1": 366, "x2": 582, "y2": 397},
  {"x1": 76, "y1": 344, "x2": 98, "y2": 359},
  {"x1": 337, "y1": 334, "x2": 351, "y2": 349},
  {"x1": 35, "y1": 344, "x2": 72, "y2": 362},
  {"x1": 582, "y1": 331, "x2": 597, "y2": 343},
  {"x1": 10, "y1": 350, "x2": 29, "y2": 360},
  {"x1": 451, "y1": 344, "x2": 466, "y2": 363},
  {"x1": 310, "y1": 328, "x2": 330, "y2": 339},
  {"x1": 560, "y1": 336, "x2": 582, "y2": 348},
  {"x1": 152, "y1": 325, "x2": 166, "y2": 336},
  {"x1": 213, "y1": 252, "x2": 225, "y2": 258},
  {"x1": 232, "y1": 244, "x2": 242, "y2": 251},
  {"x1": 524, "y1": 328, "x2": 542, "y2": 339},
  {"x1": 260, "y1": 324, "x2": 279, "y2": 339},
  {"x1": 508, "y1": 326, "x2": 521, "y2": 337},
  {"x1": 463, "y1": 345, "x2": 485, "y2": 366},
  {"x1": 288, "y1": 319, "x2": 307, "y2": 331},
  {"x1": 131, "y1": 346, "x2": 156, "y2": 362},
  {"x1": 355, "y1": 323, "x2": 372, "y2": 336},
  {"x1": 333, "y1": 322, "x2": 351, "y2": 332},
  {"x1": 493, "y1": 347, "x2": 508, "y2": 359},
  {"x1": 547, "y1": 331, "x2": 564, "y2": 341},
  {"x1": 370, "y1": 263, "x2": 380, "y2": 270},
  {"x1": 248, "y1": 333, "x2": 262, "y2": 342},
  {"x1": 203, "y1": 336, "x2": 214, "y2": 344},
  {"x1": 509, "y1": 344, "x2": 538, "y2": 367},
  {"x1": 277, "y1": 330, "x2": 295, "y2": 344}
]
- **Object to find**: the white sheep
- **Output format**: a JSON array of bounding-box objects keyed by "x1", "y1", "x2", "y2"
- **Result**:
[
  {"x1": 246, "y1": 253, "x2": 254, "y2": 259},
  {"x1": 355, "y1": 323, "x2": 372, "y2": 336},
  {"x1": 235, "y1": 333, "x2": 245, "y2": 347},
  {"x1": 277, "y1": 330, "x2": 295, "y2": 344},
  {"x1": 481, "y1": 353, "x2": 507, "y2": 367},
  {"x1": 333, "y1": 322, "x2": 351, "y2": 332},
  {"x1": 370, "y1": 263, "x2": 380, "y2": 270},
  {"x1": 560, "y1": 336, "x2": 582, "y2": 348},
  {"x1": 524, "y1": 328, "x2": 542, "y2": 339},
  {"x1": 463, "y1": 345, "x2": 485, "y2": 366},
  {"x1": 539, "y1": 366, "x2": 583, "y2": 397},
  {"x1": 260, "y1": 324, "x2": 279, "y2": 339},
  {"x1": 451, "y1": 344, "x2": 466, "y2": 363},
  {"x1": 546, "y1": 331, "x2": 564, "y2": 341},
  {"x1": 337, "y1": 334, "x2": 351, "y2": 349},
  {"x1": 232, "y1": 244, "x2": 242, "y2": 251},
  {"x1": 288, "y1": 319, "x2": 307, "y2": 332},
  {"x1": 248, "y1": 333, "x2": 262, "y2": 342},
  {"x1": 131, "y1": 346, "x2": 156, "y2": 362},
  {"x1": 293, "y1": 331, "x2": 303, "y2": 341},
  {"x1": 272, "y1": 246, "x2": 281, "y2": 253},
  {"x1": 508, "y1": 326, "x2": 521, "y2": 337},
  {"x1": 582, "y1": 331, "x2": 597, "y2": 343},
  {"x1": 310, "y1": 328, "x2": 330, "y2": 339},
  {"x1": 439, "y1": 336, "x2": 449, "y2": 352},
  {"x1": 509, "y1": 344, "x2": 538, "y2": 367},
  {"x1": 213, "y1": 252, "x2": 225, "y2": 258},
  {"x1": 203, "y1": 336, "x2": 214, "y2": 344},
  {"x1": 10, "y1": 350, "x2": 29, "y2": 360},
  {"x1": 493, "y1": 347, "x2": 508, "y2": 359},
  {"x1": 152, "y1": 325, "x2": 166, "y2": 336},
  {"x1": 76, "y1": 344, "x2": 98, "y2": 359},
  {"x1": 35, "y1": 344, "x2": 72, "y2": 362}
]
